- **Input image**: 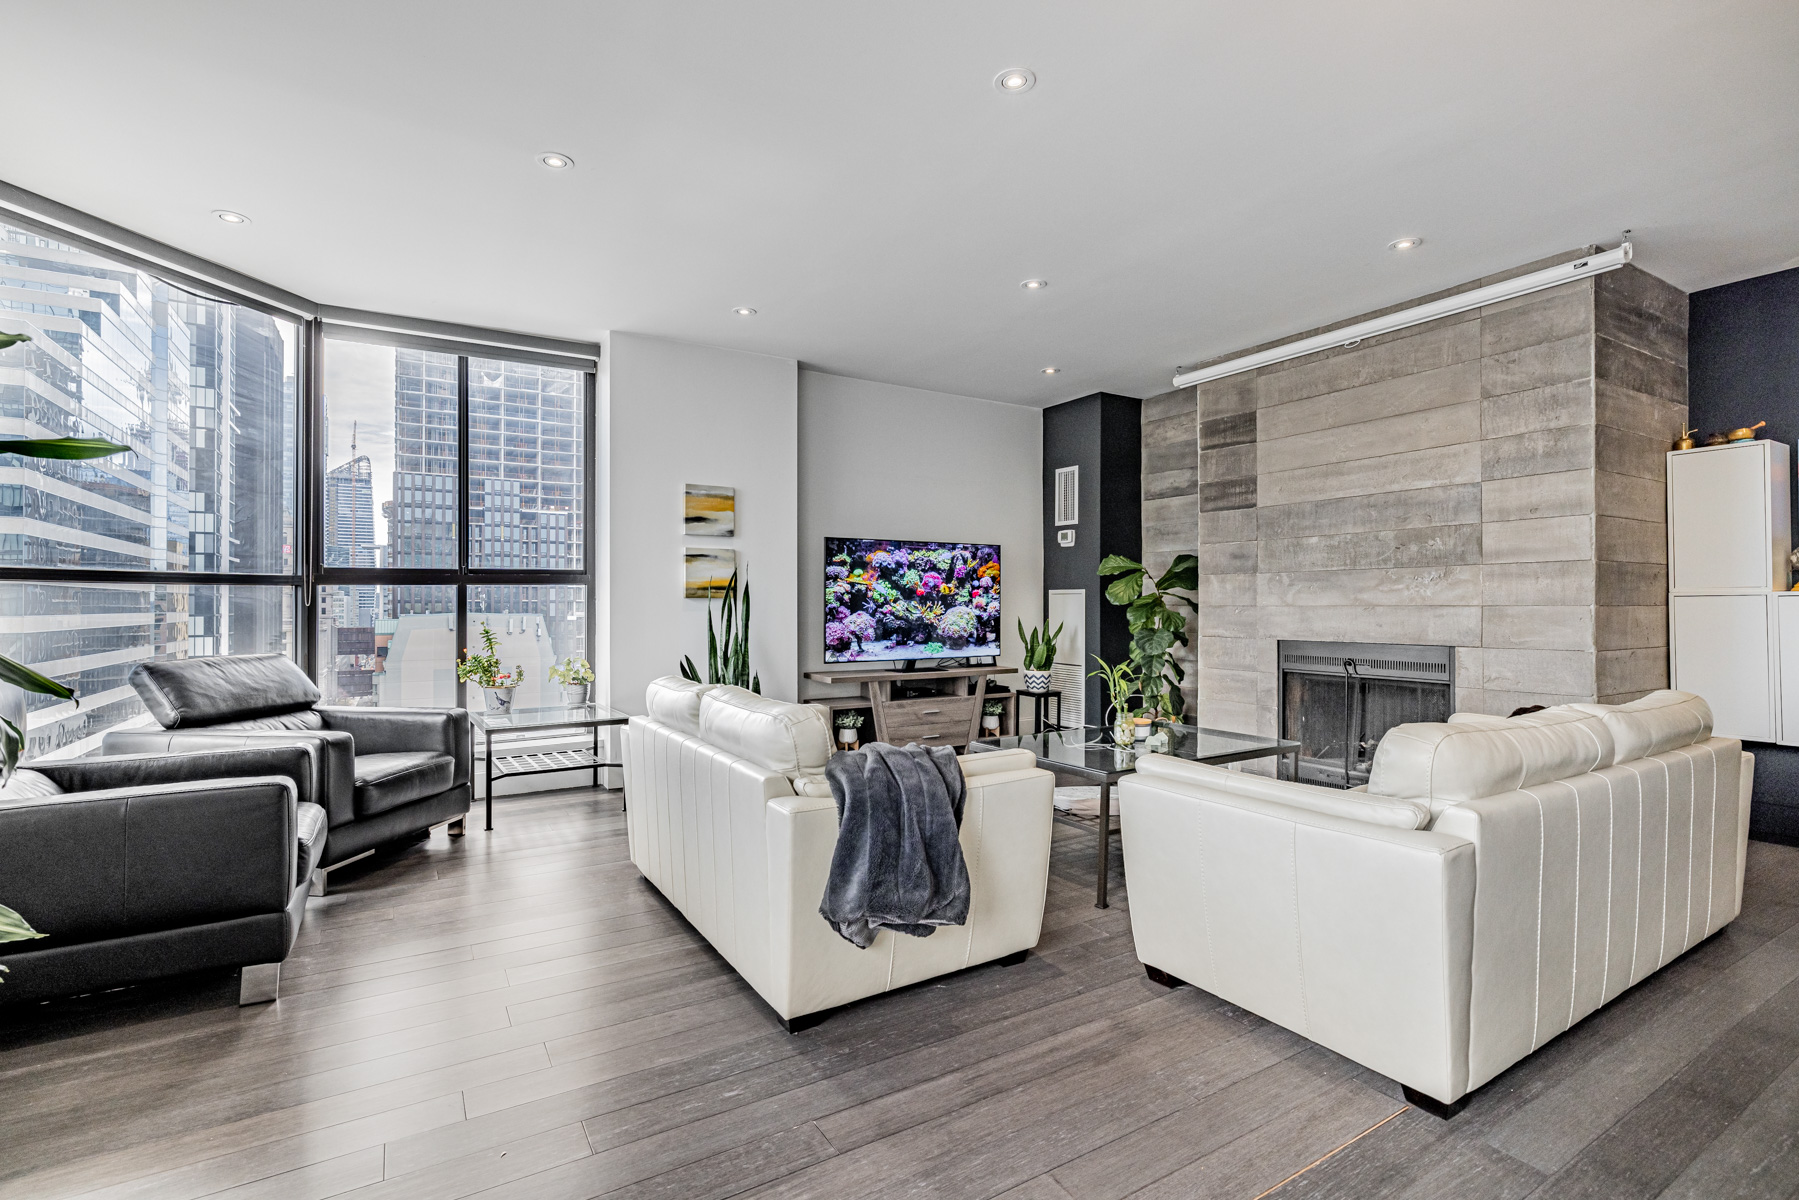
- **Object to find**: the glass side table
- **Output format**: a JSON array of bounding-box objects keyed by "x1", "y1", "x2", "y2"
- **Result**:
[{"x1": 469, "y1": 703, "x2": 630, "y2": 830}]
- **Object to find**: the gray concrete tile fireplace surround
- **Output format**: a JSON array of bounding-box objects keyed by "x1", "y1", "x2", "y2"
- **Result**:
[{"x1": 1141, "y1": 249, "x2": 1688, "y2": 735}]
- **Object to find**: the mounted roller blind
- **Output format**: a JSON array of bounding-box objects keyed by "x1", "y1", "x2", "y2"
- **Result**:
[{"x1": 1055, "y1": 466, "x2": 1079, "y2": 526}]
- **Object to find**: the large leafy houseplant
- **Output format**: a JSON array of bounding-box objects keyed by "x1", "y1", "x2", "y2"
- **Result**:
[
  {"x1": 1097, "y1": 552, "x2": 1199, "y2": 722},
  {"x1": 680, "y1": 569, "x2": 760, "y2": 693},
  {"x1": 0, "y1": 331, "x2": 130, "y2": 784},
  {"x1": 1, "y1": 330, "x2": 128, "y2": 958}
]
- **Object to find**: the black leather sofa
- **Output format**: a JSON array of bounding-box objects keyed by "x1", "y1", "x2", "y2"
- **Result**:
[
  {"x1": 101, "y1": 654, "x2": 472, "y2": 893},
  {"x1": 0, "y1": 744, "x2": 326, "y2": 1005}
]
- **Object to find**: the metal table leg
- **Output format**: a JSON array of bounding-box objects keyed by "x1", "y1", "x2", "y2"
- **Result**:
[
  {"x1": 485, "y1": 727, "x2": 495, "y2": 831},
  {"x1": 1096, "y1": 780, "x2": 1112, "y2": 909}
]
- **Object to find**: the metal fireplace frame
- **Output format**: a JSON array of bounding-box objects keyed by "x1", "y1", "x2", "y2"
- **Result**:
[{"x1": 1277, "y1": 640, "x2": 1455, "y2": 788}]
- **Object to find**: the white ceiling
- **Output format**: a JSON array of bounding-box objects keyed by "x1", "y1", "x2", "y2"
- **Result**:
[{"x1": 4, "y1": 1, "x2": 1796, "y2": 406}]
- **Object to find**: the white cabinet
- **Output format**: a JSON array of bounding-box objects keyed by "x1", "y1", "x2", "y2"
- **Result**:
[
  {"x1": 1667, "y1": 441, "x2": 1793, "y2": 744},
  {"x1": 1671, "y1": 594, "x2": 1777, "y2": 742},
  {"x1": 1667, "y1": 441, "x2": 1791, "y2": 592}
]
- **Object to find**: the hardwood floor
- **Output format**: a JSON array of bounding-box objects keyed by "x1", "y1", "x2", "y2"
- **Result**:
[{"x1": 4, "y1": 788, "x2": 1799, "y2": 1199}]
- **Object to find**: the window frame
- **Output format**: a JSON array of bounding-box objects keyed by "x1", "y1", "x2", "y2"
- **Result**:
[
  {"x1": 307, "y1": 326, "x2": 597, "y2": 710},
  {"x1": 0, "y1": 183, "x2": 600, "y2": 720}
]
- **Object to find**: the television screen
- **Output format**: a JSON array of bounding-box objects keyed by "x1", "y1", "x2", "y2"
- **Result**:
[{"x1": 824, "y1": 538, "x2": 1001, "y2": 663}]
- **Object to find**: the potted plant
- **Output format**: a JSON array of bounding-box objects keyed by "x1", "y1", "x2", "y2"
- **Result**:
[
  {"x1": 1090, "y1": 654, "x2": 1139, "y2": 747},
  {"x1": 548, "y1": 656, "x2": 595, "y2": 706},
  {"x1": 834, "y1": 710, "x2": 865, "y2": 749},
  {"x1": 457, "y1": 622, "x2": 523, "y2": 714},
  {"x1": 0, "y1": 903, "x2": 44, "y2": 986},
  {"x1": 1017, "y1": 618, "x2": 1062, "y2": 694},
  {"x1": 982, "y1": 697, "x2": 1005, "y2": 733}
]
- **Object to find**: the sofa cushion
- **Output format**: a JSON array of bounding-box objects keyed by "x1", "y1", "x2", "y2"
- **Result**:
[
  {"x1": 296, "y1": 801, "x2": 328, "y2": 887},
  {"x1": 353, "y1": 751, "x2": 455, "y2": 817},
  {"x1": 698, "y1": 686, "x2": 832, "y2": 788},
  {"x1": 1569, "y1": 691, "x2": 1713, "y2": 764},
  {"x1": 129, "y1": 654, "x2": 321, "y2": 729},
  {"x1": 1132, "y1": 754, "x2": 1431, "y2": 830},
  {"x1": 0, "y1": 768, "x2": 63, "y2": 805},
  {"x1": 645, "y1": 676, "x2": 714, "y2": 735},
  {"x1": 1368, "y1": 706, "x2": 1615, "y2": 804},
  {"x1": 205, "y1": 711, "x2": 326, "y2": 733}
]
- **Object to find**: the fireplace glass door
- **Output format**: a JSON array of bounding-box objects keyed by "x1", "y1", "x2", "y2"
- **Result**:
[{"x1": 1277, "y1": 641, "x2": 1454, "y2": 789}]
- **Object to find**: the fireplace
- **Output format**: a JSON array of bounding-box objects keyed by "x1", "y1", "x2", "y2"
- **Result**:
[{"x1": 1278, "y1": 641, "x2": 1453, "y2": 788}]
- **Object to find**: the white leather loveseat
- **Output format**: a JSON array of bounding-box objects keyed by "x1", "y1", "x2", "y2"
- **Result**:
[
  {"x1": 621, "y1": 677, "x2": 1056, "y2": 1030},
  {"x1": 1119, "y1": 691, "x2": 1751, "y2": 1114}
]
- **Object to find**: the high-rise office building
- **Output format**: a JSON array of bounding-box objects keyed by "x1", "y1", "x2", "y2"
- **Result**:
[{"x1": 0, "y1": 222, "x2": 293, "y2": 756}]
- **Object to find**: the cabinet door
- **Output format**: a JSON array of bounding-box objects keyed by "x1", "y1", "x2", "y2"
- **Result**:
[
  {"x1": 1779, "y1": 595, "x2": 1799, "y2": 748},
  {"x1": 1668, "y1": 444, "x2": 1772, "y2": 591},
  {"x1": 1671, "y1": 593, "x2": 1775, "y2": 742}
]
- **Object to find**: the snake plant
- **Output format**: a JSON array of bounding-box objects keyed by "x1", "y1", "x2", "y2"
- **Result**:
[{"x1": 680, "y1": 569, "x2": 760, "y2": 693}]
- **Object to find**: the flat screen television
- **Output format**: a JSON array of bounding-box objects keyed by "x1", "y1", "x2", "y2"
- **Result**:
[{"x1": 824, "y1": 537, "x2": 1000, "y2": 664}]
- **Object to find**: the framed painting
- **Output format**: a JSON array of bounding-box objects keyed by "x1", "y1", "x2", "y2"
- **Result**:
[
  {"x1": 685, "y1": 548, "x2": 736, "y2": 598},
  {"x1": 684, "y1": 483, "x2": 735, "y2": 537}
]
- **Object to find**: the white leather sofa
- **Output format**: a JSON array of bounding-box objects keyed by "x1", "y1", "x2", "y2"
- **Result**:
[
  {"x1": 1119, "y1": 691, "x2": 1751, "y2": 1115},
  {"x1": 621, "y1": 677, "x2": 1056, "y2": 1030}
]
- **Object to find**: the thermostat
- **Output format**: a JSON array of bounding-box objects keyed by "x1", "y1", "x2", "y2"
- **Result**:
[{"x1": 1057, "y1": 529, "x2": 1076, "y2": 547}]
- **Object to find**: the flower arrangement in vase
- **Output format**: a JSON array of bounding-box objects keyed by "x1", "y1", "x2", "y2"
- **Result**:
[
  {"x1": 548, "y1": 656, "x2": 595, "y2": 706},
  {"x1": 834, "y1": 710, "x2": 866, "y2": 749},
  {"x1": 1089, "y1": 654, "x2": 1140, "y2": 748},
  {"x1": 457, "y1": 622, "x2": 523, "y2": 713}
]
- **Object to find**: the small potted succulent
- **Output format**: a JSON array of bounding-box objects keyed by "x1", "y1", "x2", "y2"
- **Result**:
[
  {"x1": 549, "y1": 656, "x2": 595, "y2": 706},
  {"x1": 835, "y1": 710, "x2": 866, "y2": 750},
  {"x1": 1017, "y1": 618, "x2": 1062, "y2": 694},
  {"x1": 457, "y1": 622, "x2": 523, "y2": 714},
  {"x1": 982, "y1": 697, "x2": 1005, "y2": 733}
]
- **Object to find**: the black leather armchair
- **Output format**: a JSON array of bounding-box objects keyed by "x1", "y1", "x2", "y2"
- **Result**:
[
  {"x1": 0, "y1": 744, "x2": 326, "y2": 1006},
  {"x1": 101, "y1": 654, "x2": 472, "y2": 892}
]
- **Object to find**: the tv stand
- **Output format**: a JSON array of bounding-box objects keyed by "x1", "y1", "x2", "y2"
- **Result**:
[{"x1": 804, "y1": 665, "x2": 1018, "y2": 749}]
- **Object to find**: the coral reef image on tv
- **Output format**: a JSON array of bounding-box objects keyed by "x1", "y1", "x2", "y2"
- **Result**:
[{"x1": 825, "y1": 538, "x2": 1001, "y2": 663}]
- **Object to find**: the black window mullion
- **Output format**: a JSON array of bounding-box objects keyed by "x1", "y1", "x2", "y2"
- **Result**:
[{"x1": 456, "y1": 356, "x2": 471, "y2": 711}]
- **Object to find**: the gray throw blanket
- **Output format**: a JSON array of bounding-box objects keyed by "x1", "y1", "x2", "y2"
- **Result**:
[{"x1": 819, "y1": 742, "x2": 971, "y2": 949}]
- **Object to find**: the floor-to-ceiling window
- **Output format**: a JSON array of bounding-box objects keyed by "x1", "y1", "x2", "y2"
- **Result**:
[
  {"x1": 0, "y1": 203, "x2": 597, "y2": 758},
  {"x1": 0, "y1": 219, "x2": 298, "y2": 757},
  {"x1": 313, "y1": 332, "x2": 592, "y2": 711}
]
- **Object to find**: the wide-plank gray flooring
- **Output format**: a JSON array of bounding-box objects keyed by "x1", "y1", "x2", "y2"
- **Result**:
[{"x1": 3, "y1": 787, "x2": 1799, "y2": 1199}]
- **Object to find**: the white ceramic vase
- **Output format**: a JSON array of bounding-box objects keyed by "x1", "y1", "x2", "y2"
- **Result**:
[
  {"x1": 1021, "y1": 668, "x2": 1052, "y2": 694},
  {"x1": 561, "y1": 683, "x2": 591, "y2": 707},
  {"x1": 484, "y1": 686, "x2": 517, "y2": 715}
]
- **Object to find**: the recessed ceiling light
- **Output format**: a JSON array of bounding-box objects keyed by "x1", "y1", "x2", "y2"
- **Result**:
[
  {"x1": 212, "y1": 210, "x2": 249, "y2": 224},
  {"x1": 539, "y1": 152, "x2": 574, "y2": 169},
  {"x1": 731, "y1": 306, "x2": 757, "y2": 317},
  {"x1": 1041, "y1": 367, "x2": 1060, "y2": 374},
  {"x1": 994, "y1": 68, "x2": 1036, "y2": 94},
  {"x1": 1389, "y1": 237, "x2": 1424, "y2": 250},
  {"x1": 1020, "y1": 278, "x2": 1049, "y2": 290}
]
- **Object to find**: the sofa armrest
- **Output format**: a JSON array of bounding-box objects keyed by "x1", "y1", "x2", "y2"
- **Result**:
[
  {"x1": 1119, "y1": 772, "x2": 1475, "y2": 1103},
  {"x1": 0, "y1": 777, "x2": 297, "y2": 948},
  {"x1": 317, "y1": 706, "x2": 472, "y2": 788},
  {"x1": 102, "y1": 728, "x2": 354, "y2": 828}
]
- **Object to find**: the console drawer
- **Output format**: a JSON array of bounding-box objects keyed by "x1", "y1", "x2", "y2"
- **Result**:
[{"x1": 879, "y1": 696, "x2": 978, "y2": 747}]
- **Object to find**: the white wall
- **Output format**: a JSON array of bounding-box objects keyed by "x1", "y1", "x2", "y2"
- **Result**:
[
  {"x1": 798, "y1": 370, "x2": 1042, "y2": 698},
  {"x1": 601, "y1": 332, "x2": 800, "y2": 713}
]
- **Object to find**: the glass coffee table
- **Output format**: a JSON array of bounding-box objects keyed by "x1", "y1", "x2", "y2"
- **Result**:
[
  {"x1": 469, "y1": 703, "x2": 630, "y2": 831},
  {"x1": 971, "y1": 725, "x2": 1299, "y2": 908}
]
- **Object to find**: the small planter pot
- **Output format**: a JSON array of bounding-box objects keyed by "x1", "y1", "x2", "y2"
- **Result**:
[
  {"x1": 484, "y1": 687, "x2": 517, "y2": 715},
  {"x1": 1021, "y1": 668, "x2": 1052, "y2": 694},
  {"x1": 837, "y1": 726, "x2": 860, "y2": 750},
  {"x1": 560, "y1": 683, "x2": 591, "y2": 707},
  {"x1": 981, "y1": 714, "x2": 1001, "y2": 732}
]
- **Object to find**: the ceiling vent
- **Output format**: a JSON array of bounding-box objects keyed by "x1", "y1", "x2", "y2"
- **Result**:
[{"x1": 1054, "y1": 466, "x2": 1078, "y2": 527}]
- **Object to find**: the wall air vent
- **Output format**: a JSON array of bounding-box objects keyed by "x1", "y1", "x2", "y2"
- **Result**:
[{"x1": 1054, "y1": 465, "x2": 1078, "y2": 526}]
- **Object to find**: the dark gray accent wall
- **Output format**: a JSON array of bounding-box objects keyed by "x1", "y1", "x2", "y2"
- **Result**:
[
  {"x1": 1044, "y1": 393, "x2": 1141, "y2": 725},
  {"x1": 1691, "y1": 265, "x2": 1799, "y2": 845}
]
